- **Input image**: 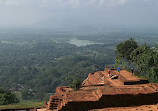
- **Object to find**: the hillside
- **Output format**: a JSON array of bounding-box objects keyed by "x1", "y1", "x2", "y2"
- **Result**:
[
  {"x1": 0, "y1": 31, "x2": 116, "y2": 101},
  {"x1": 0, "y1": 30, "x2": 158, "y2": 101}
]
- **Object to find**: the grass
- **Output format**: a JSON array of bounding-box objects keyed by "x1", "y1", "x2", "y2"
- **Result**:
[{"x1": 0, "y1": 101, "x2": 43, "y2": 110}]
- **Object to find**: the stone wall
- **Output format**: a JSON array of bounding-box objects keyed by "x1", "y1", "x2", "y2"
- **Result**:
[{"x1": 59, "y1": 92, "x2": 158, "y2": 111}]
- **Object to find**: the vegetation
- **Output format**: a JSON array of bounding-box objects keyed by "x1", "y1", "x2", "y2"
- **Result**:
[
  {"x1": 0, "y1": 101, "x2": 42, "y2": 109},
  {"x1": 115, "y1": 38, "x2": 158, "y2": 82},
  {"x1": 115, "y1": 38, "x2": 138, "y2": 61},
  {"x1": 70, "y1": 78, "x2": 82, "y2": 90},
  {"x1": 0, "y1": 30, "x2": 116, "y2": 101},
  {"x1": 0, "y1": 88, "x2": 19, "y2": 105},
  {"x1": 0, "y1": 29, "x2": 158, "y2": 101}
]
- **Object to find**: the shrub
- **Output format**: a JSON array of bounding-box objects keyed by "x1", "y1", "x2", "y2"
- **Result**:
[
  {"x1": 70, "y1": 78, "x2": 81, "y2": 90},
  {"x1": 0, "y1": 88, "x2": 19, "y2": 105}
]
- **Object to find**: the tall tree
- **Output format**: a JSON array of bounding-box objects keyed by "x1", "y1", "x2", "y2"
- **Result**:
[
  {"x1": 0, "y1": 88, "x2": 19, "y2": 105},
  {"x1": 130, "y1": 44, "x2": 150, "y2": 62},
  {"x1": 115, "y1": 38, "x2": 138, "y2": 61}
]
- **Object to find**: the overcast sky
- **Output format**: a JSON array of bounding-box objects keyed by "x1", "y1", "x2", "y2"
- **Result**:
[{"x1": 0, "y1": 0, "x2": 158, "y2": 30}]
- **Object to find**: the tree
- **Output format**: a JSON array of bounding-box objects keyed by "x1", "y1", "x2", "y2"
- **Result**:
[
  {"x1": 115, "y1": 39, "x2": 158, "y2": 83},
  {"x1": 130, "y1": 44, "x2": 150, "y2": 62},
  {"x1": 70, "y1": 78, "x2": 82, "y2": 90},
  {"x1": 21, "y1": 88, "x2": 34, "y2": 100},
  {"x1": 0, "y1": 88, "x2": 19, "y2": 105},
  {"x1": 115, "y1": 38, "x2": 138, "y2": 61}
]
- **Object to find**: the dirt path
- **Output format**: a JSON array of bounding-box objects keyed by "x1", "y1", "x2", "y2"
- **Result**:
[{"x1": 90, "y1": 104, "x2": 158, "y2": 111}]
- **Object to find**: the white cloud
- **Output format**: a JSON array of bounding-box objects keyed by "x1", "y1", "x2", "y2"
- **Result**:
[
  {"x1": 0, "y1": 0, "x2": 157, "y2": 8},
  {"x1": 98, "y1": 0, "x2": 127, "y2": 6},
  {"x1": 39, "y1": 0, "x2": 80, "y2": 8},
  {"x1": 5, "y1": 0, "x2": 19, "y2": 5},
  {"x1": 70, "y1": 0, "x2": 80, "y2": 7},
  {"x1": 0, "y1": 0, "x2": 33, "y2": 6},
  {"x1": 38, "y1": 0, "x2": 128, "y2": 8},
  {"x1": 0, "y1": 0, "x2": 127, "y2": 7},
  {"x1": 142, "y1": 0, "x2": 151, "y2": 2},
  {"x1": 0, "y1": 0, "x2": 157, "y2": 28}
]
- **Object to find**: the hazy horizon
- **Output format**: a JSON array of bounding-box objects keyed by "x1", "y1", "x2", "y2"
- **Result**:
[{"x1": 0, "y1": 0, "x2": 158, "y2": 30}]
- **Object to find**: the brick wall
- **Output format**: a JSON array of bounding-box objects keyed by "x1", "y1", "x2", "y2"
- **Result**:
[{"x1": 59, "y1": 92, "x2": 158, "y2": 111}]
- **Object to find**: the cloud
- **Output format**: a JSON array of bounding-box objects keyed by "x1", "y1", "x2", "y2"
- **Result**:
[
  {"x1": 98, "y1": 0, "x2": 127, "y2": 6},
  {"x1": 0, "y1": 0, "x2": 158, "y2": 28},
  {"x1": 41, "y1": 0, "x2": 127, "y2": 7},
  {"x1": 39, "y1": 0, "x2": 80, "y2": 8},
  {"x1": 70, "y1": 0, "x2": 80, "y2": 7},
  {"x1": 0, "y1": 0, "x2": 127, "y2": 7},
  {"x1": 0, "y1": 0, "x2": 157, "y2": 8},
  {"x1": 0, "y1": 0, "x2": 35, "y2": 7},
  {"x1": 0, "y1": 0, "x2": 21, "y2": 6},
  {"x1": 142, "y1": 0, "x2": 151, "y2": 2}
]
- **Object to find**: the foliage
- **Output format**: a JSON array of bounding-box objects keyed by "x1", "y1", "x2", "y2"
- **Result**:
[
  {"x1": 21, "y1": 89, "x2": 34, "y2": 100},
  {"x1": 115, "y1": 38, "x2": 158, "y2": 83},
  {"x1": 130, "y1": 44, "x2": 150, "y2": 62},
  {"x1": 1, "y1": 30, "x2": 158, "y2": 101},
  {"x1": 70, "y1": 78, "x2": 82, "y2": 90},
  {"x1": 115, "y1": 38, "x2": 138, "y2": 61},
  {"x1": 0, "y1": 34, "x2": 115, "y2": 101},
  {"x1": 0, "y1": 88, "x2": 19, "y2": 105}
]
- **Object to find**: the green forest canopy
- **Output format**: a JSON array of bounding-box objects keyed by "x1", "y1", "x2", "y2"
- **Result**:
[
  {"x1": 0, "y1": 88, "x2": 19, "y2": 105},
  {"x1": 0, "y1": 36, "x2": 115, "y2": 101},
  {"x1": 1, "y1": 30, "x2": 158, "y2": 101},
  {"x1": 115, "y1": 38, "x2": 158, "y2": 82}
]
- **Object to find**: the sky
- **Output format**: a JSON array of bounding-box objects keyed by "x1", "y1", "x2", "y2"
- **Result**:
[{"x1": 0, "y1": 0, "x2": 158, "y2": 30}]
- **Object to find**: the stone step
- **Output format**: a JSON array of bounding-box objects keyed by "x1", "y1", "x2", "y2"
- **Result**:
[{"x1": 52, "y1": 100, "x2": 60, "y2": 102}]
